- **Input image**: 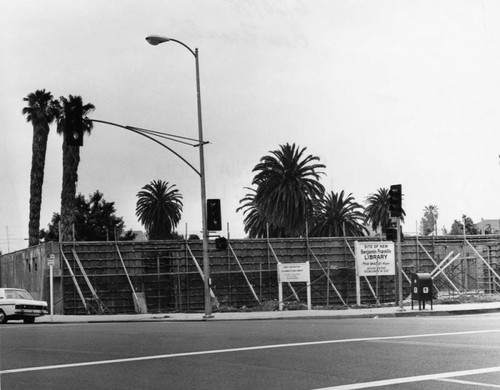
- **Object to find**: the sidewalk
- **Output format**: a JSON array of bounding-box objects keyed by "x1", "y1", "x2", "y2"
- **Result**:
[{"x1": 37, "y1": 301, "x2": 500, "y2": 324}]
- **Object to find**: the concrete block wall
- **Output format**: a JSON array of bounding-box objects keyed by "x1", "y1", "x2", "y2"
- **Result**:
[{"x1": 1, "y1": 235, "x2": 498, "y2": 314}]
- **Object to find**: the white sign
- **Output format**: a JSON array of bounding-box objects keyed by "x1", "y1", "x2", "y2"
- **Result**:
[
  {"x1": 277, "y1": 262, "x2": 311, "y2": 311},
  {"x1": 355, "y1": 241, "x2": 395, "y2": 276},
  {"x1": 278, "y1": 262, "x2": 310, "y2": 283},
  {"x1": 47, "y1": 254, "x2": 55, "y2": 267}
]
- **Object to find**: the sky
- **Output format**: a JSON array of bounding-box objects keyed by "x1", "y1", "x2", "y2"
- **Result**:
[{"x1": 2, "y1": 0, "x2": 500, "y2": 253}]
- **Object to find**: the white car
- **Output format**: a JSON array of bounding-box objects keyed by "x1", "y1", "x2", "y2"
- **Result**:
[{"x1": 0, "y1": 288, "x2": 48, "y2": 324}]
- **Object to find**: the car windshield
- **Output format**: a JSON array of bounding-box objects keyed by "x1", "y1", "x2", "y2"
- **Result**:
[{"x1": 5, "y1": 289, "x2": 33, "y2": 300}]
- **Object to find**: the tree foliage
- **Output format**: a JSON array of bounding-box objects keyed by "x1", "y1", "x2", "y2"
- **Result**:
[
  {"x1": 449, "y1": 215, "x2": 478, "y2": 235},
  {"x1": 40, "y1": 191, "x2": 135, "y2": 242},
  {"x1": 239, "y1": 143, "x2": 325, "y2": 238},
  {"x1": 135, "y1": 180, "x2": 183, "y2": 240},
  {"x1": 309, "y1": 191, "x2": 368, "y2": 237},
  {"x1": 236, "y1": 188, "x2": 286, "y2": 238},
  {"x1": 420, "y1": 205, "x2": 439, "y2": 235},
  {"x1": 364, "y1": 188, "x2": 391, "y2": 233},
  {"x1": 365, "y1": 188, "x2": 406, "y2": 234}
]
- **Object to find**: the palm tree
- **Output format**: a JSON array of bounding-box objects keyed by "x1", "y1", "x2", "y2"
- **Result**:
[
  {"x1": 136, "y1": 180, "x2": 183, "y2": 240},
  {"x1": 364, "y1": 188, "x2": 391, "y2": 234},
  {"x1": 22, "y1": 89, "x2": 58, "y2": 246},
  {"x1": 309, "y1": 191, "x2": 368, "y2": 237},
  {"x1": 236, "y1": 188, "x2": 285, "y2": 238},
  {"x1": 422, "y1": 205, "x2": 439, "y2": 235},
  {"x1": 248, "y1": 143, "x2": 325, "y2": 237},
  {"x1": 365, "y1": 187, "x2": 406, "y2": 234},
  {"x1": 56, "y1": 95, "x2": 95, "y2": 241}
]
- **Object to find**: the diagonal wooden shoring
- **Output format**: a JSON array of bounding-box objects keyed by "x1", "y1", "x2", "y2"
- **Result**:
[
  {"x1": 228, "y1": 243, "x2": 260, "y2": 304},
  {"x1": 185, "y1": 243, "x2": 219, "y2": 307},
  {"x1": 308, "y1": 246, "x2": 347, "y2": 306},
  {"x1": 431, "y1": 251, "x2": 463, "y2": 292},
  {"x1": 71, "y1": 249, "x2": 108, "y2": 314},
  {"x1": 431, "y1": 253, "x2": 462, "y2": 291},
  {"x1": 466, "y1": 239, "x2": 500, "y2": 287},
  {"x1": 59, "y1": 244, "x2": 88, "y2": 313},
  {"x1": 418, "y1": 240, "x2": 461, "y2": 294},
  {"x1": 115, "y1": 243, "x2": 145, "y2": 314},
  {"x1": 267, "y1": 241, "x2": 300, "y2": 301}
]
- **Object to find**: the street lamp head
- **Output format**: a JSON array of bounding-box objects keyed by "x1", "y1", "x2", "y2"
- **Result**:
[{"x1": 145, "y1": 35, "x2": 170, "y2": 46}]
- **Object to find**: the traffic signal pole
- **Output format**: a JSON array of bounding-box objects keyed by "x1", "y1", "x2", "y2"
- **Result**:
[
  {"x1": 389, "y1": 184, "x2": 404, "y2": 311},
  {"x1": 397, "y1": 217, "x2": 404, "y2": 310}
]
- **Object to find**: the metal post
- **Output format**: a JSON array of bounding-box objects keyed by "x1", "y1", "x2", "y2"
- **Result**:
[
  {"x1": 397, "y1": 218, "x2": 404, "y2": 310},
  {"x1": 146, "y1": 36, "x2": 212, "y2": 318},
  {"x1": 50, "y1": 264, "x2": 54, "y2": 320},
  {"x1": 194, "y1": 49, "x2": 212, "y2": 319},
  {"x1": 49, "y1": 255, "x2": 54, "y2": 321}
]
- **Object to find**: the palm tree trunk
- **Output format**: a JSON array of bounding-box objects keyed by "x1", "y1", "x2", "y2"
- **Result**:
[
  {"x1": 60, "y1": 141, "x2": 80, "y2": 241},
  {"x1": 28, "y1": 122, "x2": 50, "y2": 246}
]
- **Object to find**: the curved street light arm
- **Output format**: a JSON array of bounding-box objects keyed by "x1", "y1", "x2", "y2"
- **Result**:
[
  {"x1": 146, "y1": 35, "x2": 196, "y2": 57},
  {"x1": 126, "y1": 125, "x2": 201, "y2": 145},
  {"x1": 167, "y1": 38, "x2": 196, "y2": 57},
  {"x1": 86, "y1": 118, "x2": 201, "y2": 176}
]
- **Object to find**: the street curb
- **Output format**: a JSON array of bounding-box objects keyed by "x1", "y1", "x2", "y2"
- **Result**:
[{"x1": 35, "y1": 306, "x2": 500, "y2": 324}]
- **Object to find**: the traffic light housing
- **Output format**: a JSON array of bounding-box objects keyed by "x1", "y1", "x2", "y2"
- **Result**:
[
  {"x1": 206, "y1": 199, "x2": 222, "y2": 231},
  {"x1": 389, "y1": 184, "x2": 402, "y2": 218},
  {"x1": 215, "y1": 237, "x2": 227, "y2": 251},
  {"x1": 386, "y1": 220, "x2": 404, "y2": 242},
  {"x1": 386, "y1": 228, "x2": 396, "y2": 241},
  {"x1": 64, "y1": 103, "x2": 84, "y2": 147}
]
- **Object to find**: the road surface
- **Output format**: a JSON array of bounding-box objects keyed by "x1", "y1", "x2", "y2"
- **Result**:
[{"x1": 1, "y1": 313, "x2": 500, "y2": 389}]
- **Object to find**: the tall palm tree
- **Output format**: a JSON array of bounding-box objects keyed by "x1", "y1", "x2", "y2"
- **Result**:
[
  {"x1": 22, "y1": 89, "x2": 58, "y2": 246},
  {"x1": 309, "y1": 191, "x2": 368, "y2": 237},
  {"x1": 365, "y1": 187, "x2": 406, "y2": 234},
  {"x1": 249, "y1": 143, "x2": 325, "y2": 237},
  {"x1": 56, "y1": 95, "x2": 95, "y2": 241},
  {"x1": 136, "y1": 180, "x2": 183, "y2": 240},
  {"x1": 236, "y1": 188, "x2": 285, "y2": 238}
]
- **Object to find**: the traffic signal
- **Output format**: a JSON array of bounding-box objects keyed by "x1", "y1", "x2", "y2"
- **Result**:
[
  {"x1": 215, "y1": 237, "x2": 227, "y2": 251},
  {"x1": 64, "y1": 103, "x2": 84, "y2": 147},
  {"x1": 386, "y1": 220, "x2": 404, "y2": 242},
  {"x1": 389, "y1": 184, "x2": 402, "y2": 218},
  {"x1": 386, "y1": 226, "x2": 397, "y2": 241},
  {"x1": 206, "y1": 199, "x2": 222, "y2": 231}
]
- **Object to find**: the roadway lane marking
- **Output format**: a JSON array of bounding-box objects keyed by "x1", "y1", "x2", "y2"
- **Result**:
[
  {"x1": 437, "y1": 378, "x2": 500, "y2": 388},
  {"x1": 369, "y1": 339, "x2": 500, "y2": 350},
  {"x1": 313, "y1": 366, "x2": 500, "y2": 389},
  {"x1": 1, "y1": 329, "x2": 499, "y2": 375}
]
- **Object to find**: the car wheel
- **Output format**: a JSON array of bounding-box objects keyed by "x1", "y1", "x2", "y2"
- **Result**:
[
  {"x1": 0, "y1": 310, "x2": 7, "y2": 324},
  {"x1": 23, "y1": 317, "x2": 35, "y2": 324}
]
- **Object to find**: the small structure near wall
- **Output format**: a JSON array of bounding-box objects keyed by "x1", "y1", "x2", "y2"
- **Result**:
[{"x1": 411, "y1": 273, "x2": 433, "y2": 310}]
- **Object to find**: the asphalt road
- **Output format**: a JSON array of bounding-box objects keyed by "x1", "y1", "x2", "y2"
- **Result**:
[{"x1": 1, "y1": 313, "x2": 500, "y2": 389}]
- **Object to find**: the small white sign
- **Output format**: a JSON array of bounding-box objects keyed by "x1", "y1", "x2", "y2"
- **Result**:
[
  {"x1": 355, "y1": 241, "x2": 395, "y2": 276},
  {"x1": 277, "y1": 262, "x2": 311, "y2": 311},
  {"x1": 47, "y1": 254, "x2": 55, "y2": 267},
  {"x1": 278, "y1": 262, "x2": 310, "y2": 283}
]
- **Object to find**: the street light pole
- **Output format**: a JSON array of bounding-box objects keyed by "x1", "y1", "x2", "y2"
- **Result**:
[
  {"x1": 194, "y1": 48, "x2": 213, "y2": 319},
  {"x1": 146, "y1": 35, "x2": 212, "y2": 318}
]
